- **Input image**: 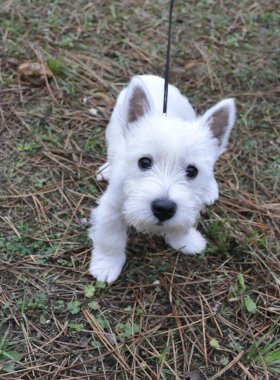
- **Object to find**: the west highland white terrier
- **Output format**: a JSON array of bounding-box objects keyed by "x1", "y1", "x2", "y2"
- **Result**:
[{"x1": 88, "y1": 75, "x2": 235, "y2": 283}]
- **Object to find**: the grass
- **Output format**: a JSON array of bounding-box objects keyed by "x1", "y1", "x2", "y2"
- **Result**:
[{"x1": 0, "y1": 0, "x2": 279, "y2": 378}]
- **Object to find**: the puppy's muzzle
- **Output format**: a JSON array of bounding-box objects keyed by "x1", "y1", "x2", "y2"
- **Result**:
[{"x1": 151, "y1": 198, "x2": 177, "y2": 222}]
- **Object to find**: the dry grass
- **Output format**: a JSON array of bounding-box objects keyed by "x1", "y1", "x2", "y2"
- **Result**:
[{"x1": 0, "y1": 0, "x2": 279, "y2": 379}]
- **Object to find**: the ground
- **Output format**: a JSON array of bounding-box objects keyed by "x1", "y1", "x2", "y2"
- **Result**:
[{"x1": 0, "y1": 0, "x2": 279, "y2": 379}]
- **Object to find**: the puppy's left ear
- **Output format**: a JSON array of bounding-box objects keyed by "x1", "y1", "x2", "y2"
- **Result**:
[
  {"x1": 124, "y1": 76, "x2": 154, "y2": 127},
  {"x1": 202, "y1": 98, "x2": 235, "y2": 155}
]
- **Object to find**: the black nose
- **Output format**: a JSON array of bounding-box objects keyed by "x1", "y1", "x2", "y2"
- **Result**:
[{"x1": 151, "y1": 198, "x2": 177, "y2": 222}]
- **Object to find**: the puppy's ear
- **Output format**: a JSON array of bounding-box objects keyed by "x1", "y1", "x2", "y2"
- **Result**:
[
  {"x1": 125, "y1": 76, "x2": 154, "y2": 126},
  {"x1": 202, "y1": 99, "x2": 235, "y2": 154}
]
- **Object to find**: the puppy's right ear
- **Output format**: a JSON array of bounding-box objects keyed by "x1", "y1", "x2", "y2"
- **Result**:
[
  {"x1": 124, "y1": 76, "x2": 154, "y2": 126},
  {"x1": 201, "y1": 98, "x2": 235, "y2": 156}
]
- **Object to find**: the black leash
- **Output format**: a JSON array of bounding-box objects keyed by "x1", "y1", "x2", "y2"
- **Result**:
[{"x1": 163, "y1": 0, "x2": 175, "y2": 115}]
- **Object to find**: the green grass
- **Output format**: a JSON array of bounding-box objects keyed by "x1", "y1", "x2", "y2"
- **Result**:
[{"x1": 0, "y1": 0, "x2": 279, "y2": 378}]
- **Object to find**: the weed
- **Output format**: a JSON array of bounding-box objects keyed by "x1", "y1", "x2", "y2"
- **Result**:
[
  {"x1": 88, "y1": 301, "x2": 99, "y2": 310},
  {"x1": 15, "y1": 142, "x2": 40, "y2": 153},
  {"x1": 84, "y1": 284, "x2": 96, "y2": 297},
  {"x1": 201, "y1": 217, "x2": 238, "y2": 256},
  {"x1": 0, "y1": 329, "x2": 22, "y2": 374},
  {"x1": 116, "y1": 321, "x2": 140, "y2": 338},
  {"x1": 68, "y1": 323, "x2": 84, "y2": 332},
  {"x1": 66, "y1": 301, "x2": 81, "y2": 315},
  {"x1": 53, "y1": 300, "x2": 66, "y2": 312},
  {"x1": 16, "y1": 293, "x2": 48, "y2": 314},
  {"x1": 245, "y1": 326, "x2": 280, "y2": 375},
  {"x1": 47, "y1": 57, "x2": 66, "y2": 76},
  {"x1": 230, "y1": 273, "x2": 257, "y2": 315}
]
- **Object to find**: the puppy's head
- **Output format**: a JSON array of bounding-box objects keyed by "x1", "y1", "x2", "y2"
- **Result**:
[{"x1": 121, "y1": 76, "x2": 235, "y2": 233}]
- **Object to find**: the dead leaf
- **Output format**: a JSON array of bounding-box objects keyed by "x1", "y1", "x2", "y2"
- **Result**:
[
  {"x1": 184, "y1": 60, "x2": 199, "y2": 69},
  {"x1": 18, "y1": 62, "x2": 53, "y2": 86}
]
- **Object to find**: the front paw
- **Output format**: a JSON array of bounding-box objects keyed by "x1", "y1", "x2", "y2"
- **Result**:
[
  {"x1": 89, "y1": 250, "x2": 125, "y2": 284},
  {"x1": 96, "y1": 162, "x2": 110, "y2": 182},
  {"x1": 180, "y1": 229, "x2": 206, "y2": 255},
  {"x1": 166, "y1": 228, "x2": 206, "y2": 255}
]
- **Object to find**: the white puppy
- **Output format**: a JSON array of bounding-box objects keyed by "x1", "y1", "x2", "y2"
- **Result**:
[{"x1": 89, "y1": 75, "x2": 235, "y2": 283}]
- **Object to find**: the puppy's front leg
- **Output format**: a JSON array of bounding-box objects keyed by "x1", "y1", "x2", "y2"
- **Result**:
[
  {"x1": 88, "y1": 188, "x2": 127, "y2": 283},
  {"x1": 165, "y1": 227, "x2": 206, "y2": 255},
  {"x1": 96, "y1": 162, "x2": 110, "y2": 182}
]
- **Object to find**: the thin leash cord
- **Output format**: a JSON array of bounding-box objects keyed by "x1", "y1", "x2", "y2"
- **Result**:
[{"x1": 163, "y1": 0, "x2": 175, "y2": 115}]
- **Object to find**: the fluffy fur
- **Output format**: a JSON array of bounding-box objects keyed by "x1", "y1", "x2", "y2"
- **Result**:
[{"x1": 89, "y1": 75, "x2": 235, "y2": 283}]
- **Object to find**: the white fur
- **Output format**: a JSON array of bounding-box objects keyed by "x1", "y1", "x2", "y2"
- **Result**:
[{"x1": 89, "y1": 75, "x2": 235, "y2": 283}]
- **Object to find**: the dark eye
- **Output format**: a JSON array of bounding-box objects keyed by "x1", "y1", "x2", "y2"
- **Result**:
[
  {"x1": 138, "y1": 157, "x2": 153, "y2": 170},
  {"x1": 186, "y1": 165, "x2": 198, "y2": 179}
]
